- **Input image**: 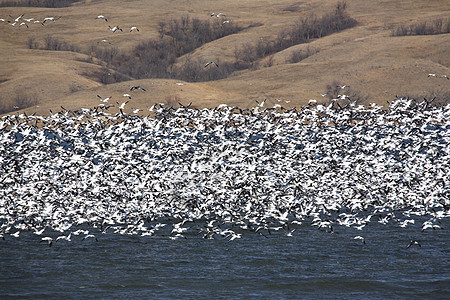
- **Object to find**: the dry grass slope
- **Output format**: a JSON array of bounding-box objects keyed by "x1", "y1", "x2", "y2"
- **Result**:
[{"x1": 0, "y1": 0, "x2": 449, "y2": 116}]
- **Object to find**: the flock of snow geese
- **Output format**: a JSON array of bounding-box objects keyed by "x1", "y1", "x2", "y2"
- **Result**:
[
  {"x1": 95, "y1": 14, "x2": 140, "y2": 33},
  {"x1": 0, "y1": 97, "x2": 448, "y2": 246},
  {"x1": 0, "y1": 12, "x2": 140, "y2": 32},
  {"x1": 0, "y1": 13, "x2": 60, "y2": 28}
]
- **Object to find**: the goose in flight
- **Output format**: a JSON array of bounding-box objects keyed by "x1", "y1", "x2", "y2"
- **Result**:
[
  {"x1": 354, "y1": 236, "x2": 366, "y2": 244},
  {"x1": 56, "y1": 233, "x2": 71, "y2": 242},
  {"x1": 19, "y1": 22, "x2": 28, "y2": 28},
  {"x1": 427, "y1": 73, "x2": 436, "y2": 77},
  {"x1": 130, "y1": 26, "x2": 139, "y2": 32},
  {"x1": 116, "y1": 100, "x2": 129, "y2": 109},
  {"x1": 10, "y1": 14, "x2": 23, "y2": 22},
  {"x1": 43, "y1": 16, "x2": 61, "y2": 24},
  {"x1": 96, "y1": 15, "x2": 108, "y2": 22},
  {"x1": 337, "y1": 84, "x2": 350, "y2": 89},
  {"x1": 204, "y1": 61, "x2": 219, "y2": 68},
  {"x1": 41, "y1": 237, "x2": 53, "y2": 247},
  {"x1": 123, "y1": 93, "x2": 132, "y2": 99},
  {"x1": 108, "y1": 25, "x2": 122, "y2": 32},
  {"x1": 97, "y1": 95, "x2": 111, "y2": 103},
  {"x1": 82, "y1": 234, "x2": 98, "y2": 241},
  {"x1": 130, "y1": 85, "x2": 146, "y2": 91},
  {"x1": 211, "y1": 13, "x2": 226, "y2": 18},
  {"x1": 407, "y1": 240, "x2": 421, "y2": 248},
  {"x1": 441, "y1": 75, "x2": 449, "y2": 80}
]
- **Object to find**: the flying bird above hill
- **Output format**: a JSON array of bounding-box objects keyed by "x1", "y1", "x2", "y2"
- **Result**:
[
  {"x1": 130, "y1": 26, "x2": 139, "y2": 32},
  {"x1": 43, "y1": 16, "x2": 61, "y2": 23},
  {"x1": 204, "y1": 61, "x2": 219, "y2": 68},
  {"x1": 96, "y1": 15, "x2": 108, "y2": 22},
  {"x1": 10, "y1": 14, "x2": 23, "y2": 22},
  {"x1": 130, "y1": 86, "x2": 146, "y2": 91},
  {"x1": 123, "y1": 93, "x2": 132, "y2": 99},
  {"x1": 97, "y1": 95, "x2": 112, "y2": 102},
  {"x1": 211, "y1": 13, "x2": 226, "y2": 18},
  {"x1": 117, "y1": 100, "x2": 129, "y2": 109},
  {"x1": 108, "y1": 25, "x2": 122, "y2": 32}
]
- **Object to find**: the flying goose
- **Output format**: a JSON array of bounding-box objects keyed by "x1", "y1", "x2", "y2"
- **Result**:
[
  {"x1": 97, "y1": 95, "x2": 111, "y2": 102},
  {"x1": 116, "y1": 100, "x2": 129, "y2": 109},
  {"x1": 108, "y1": 25, "x2": 122, "y2": 32},
  {"x1": 129, "y1": 26, "x2": 139, "y2": 32},
  {"x1": 407, "y1": 240, "x2": 421, "y2": 248},
  {"x1": 96, "y1": 15, "x2": 108, "y2": 22},
  {"x1": 354, "y1": 236, "x2": 366, "y2": 244},
  {"x1": 43, "y1": 16, "x2": 61, "y2": 24},
  {"x1": 204, "y1": 61, "x2": 219, "y2": 68},
  {"x1": 130, "y1": 85, "x2": 146, "y2": 91},
  {"x1": 41, "y1": 236, "x2": 53, "y2": 247},
  {"x1": 10, "y1": 14, "x2": 23, "y2": 22}
]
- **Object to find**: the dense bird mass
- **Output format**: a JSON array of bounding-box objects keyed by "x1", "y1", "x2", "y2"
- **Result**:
[{"x1": 0, "y1": 98, "x2": 449, "y2": 243}]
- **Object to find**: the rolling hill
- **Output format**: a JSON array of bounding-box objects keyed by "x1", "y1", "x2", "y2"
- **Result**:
[{"x1": 0, "y1": 0, "x2": 449, "y2": 116}]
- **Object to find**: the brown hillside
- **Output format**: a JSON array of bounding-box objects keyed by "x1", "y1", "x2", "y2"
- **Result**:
[{"x1": 0, "y1": 0, "x2": 449, "y2": 116}]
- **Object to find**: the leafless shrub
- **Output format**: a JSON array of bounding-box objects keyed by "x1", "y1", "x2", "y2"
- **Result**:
[
  {"x1": 263, "y1": 55, "x2": 274, "y2": 68},
  {"x1": 392, "y1": 25, "x2": 408, "y2": 37},
  {"x1": 13, "y1": 93, "x2": 38, "y2": 109},
  {"x1": 88, "y1": 44, "x2": 120, "y2": 66},
  {"x1": 391, "y1": 18, "x2": 450, "y2": 36},
  {"x1": 282, "y1": 4, "x2": 301, "y2": 12},
  {"x1": 69, "y1": 83, "x2": 83, "y2": 93},
  {"x1": 41, "y1": 35, "x2": 80, "y2": 52},
  {"x1": 286, "y1": 47, "x2": 319, "y2": 63},
  {"x1": 236, "y1": 1, "x2": 356, "y2": 64},
  {"x1": 0, "y1": 0, "x2": 80, "y2": 7},
  {"x1": 173, "y1": 57, "x2": 241, "y2": 82},
  {"x1": 115, "y1": 16, "x2": 243, "y2": 80},
  {"x1": 26, "y1": 36, "x2": 39, "y2": 49}
]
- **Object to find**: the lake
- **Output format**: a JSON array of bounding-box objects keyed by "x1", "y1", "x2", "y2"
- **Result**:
[{"x1": 1, "y1": 219, "x2": 448, "y2": 299}]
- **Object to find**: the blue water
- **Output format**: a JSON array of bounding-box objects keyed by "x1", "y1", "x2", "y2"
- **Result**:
[{"x1": 1, "y1": 221, "x2": 448, "y2": 299}]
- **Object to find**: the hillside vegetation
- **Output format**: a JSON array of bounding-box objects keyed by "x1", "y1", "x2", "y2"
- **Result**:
[{"x1": 0, "y1": 0, "x2": 449, "y2": 115}]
